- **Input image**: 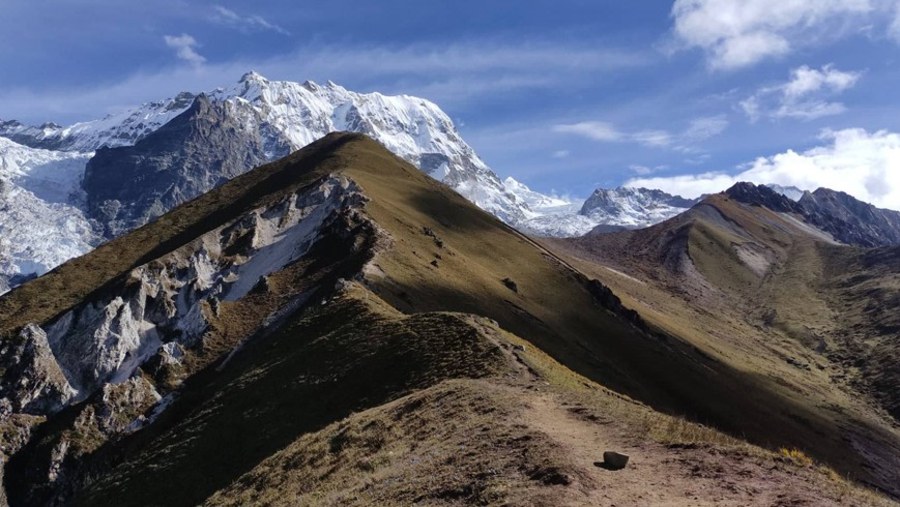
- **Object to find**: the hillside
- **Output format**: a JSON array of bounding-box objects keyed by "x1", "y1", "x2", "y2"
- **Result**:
[
  {"x1": 546, "y1": 187, "x2": 900, "y2": 494},
  {"x1": 0, "y1": 135, "x2": 896, "y2": 505}
]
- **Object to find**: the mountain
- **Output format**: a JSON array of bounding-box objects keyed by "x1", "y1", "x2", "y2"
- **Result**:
[
  {"x1": 82, "y1": 94, "x2": 280, "y2": 237},
  {"x1": 580, "y1": 187, "x2": 699, "y2": 229},
  {"x1": 0, "y1": 134, "x2": 896, "y2": 505},
  {"x1": 766, "y1": 183, "x2": 805, "y2": 201},
  {"x1": 508, "y1": 184, "x2": 703, "y2": 238},
  {"x1": 0, "y1": 72, "x2": 550, "y2": 290},
  {"x1": 545, "y1": 183, "x2": 900, "y2": 496},
  {"x1": 725, "y1": 182, "x2": 900, "y2": 247},
  {"x1": 0, "y1": 92, "x2": 197, "y2": 152},
  {"x1": 795, "y1": 188, "x2": 900, "y2": 247}
]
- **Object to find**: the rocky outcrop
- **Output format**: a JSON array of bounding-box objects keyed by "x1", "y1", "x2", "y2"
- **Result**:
[
  {"x1": 796, "y1": 188, "x2": 900, "y2": 247},
  {"x1": 36, "y1": 175, "x2": 365, "y2": 404},
  {"x1": 0, "y1": 324, "x2": 75, "y2": 416},
  {"x1": 724, "y1": 182, "x2": 797, "y2": 213}
]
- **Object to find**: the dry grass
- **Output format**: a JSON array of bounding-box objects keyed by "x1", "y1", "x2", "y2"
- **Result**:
[
  {"x1": 204, "y1": 379, "x2": 575, "y2": 507},
  {"x1": 780, "y1": 447, "x2": 814, "y2": 467}
]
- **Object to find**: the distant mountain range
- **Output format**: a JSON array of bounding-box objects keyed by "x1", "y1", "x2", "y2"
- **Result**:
[{"x1": 2, "y1": 72, "x2": 900, "y2": 293}]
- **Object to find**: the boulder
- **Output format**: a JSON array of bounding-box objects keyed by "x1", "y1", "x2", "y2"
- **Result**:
[{"x1": 602, "y1": 451, "x2": 629, "y2": 470}]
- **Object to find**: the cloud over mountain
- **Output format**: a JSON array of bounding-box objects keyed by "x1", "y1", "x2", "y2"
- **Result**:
[{"x1": 627, "y1": 128, "x2": 900, "y2": 210}]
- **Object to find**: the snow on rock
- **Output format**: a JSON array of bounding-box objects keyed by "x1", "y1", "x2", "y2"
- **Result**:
[
  {"x1": 36, "y1": 175, "x2": 364, "y2": 407},
  {"x1": 0, "y1": 92, "x2": 196, "y2": 152},
  {"x1": 766, "y1": 184, "x2": 805, "y2": 202},
  {"x1": 580, "y1": 187, "x2": 697, "y2": 229},
  {"x1": 209, "y1": 72, "x2": 527, "y2": 223},
  {"x1": 0, "y1": 138, "x2": 98, "y2": 291}
]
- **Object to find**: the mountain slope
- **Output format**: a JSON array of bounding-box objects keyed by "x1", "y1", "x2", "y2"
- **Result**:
[
  {"x1": 726, "y1": 182, "x2": 900, "y2": 247},
  {"x1": 0, "y1": 73, "x2": 550, "y2": 289},
  {"x1": 82, "y1": 94, "x2": 281, "y2": 237},
  {"x1": 0, "y1": 134, "x2": 897, "y2": 504},
  {"x1": 546, "y1": 185, "x2": 900, "y2": 494}
]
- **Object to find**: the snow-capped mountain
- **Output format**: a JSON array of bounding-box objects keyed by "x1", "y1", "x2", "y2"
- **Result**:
[
  {"x1": 579, "y1": 187, "x2": 698, "y2": 229},
  {"x1": 766, "y1": 184, "x2": 805, "y2": 202},
  {"x1": 0, "y1": 92, "x2": 196, "y2": 152},
  {"x1": 500, "y1": 177, "x2": 598, "y2": 236},
  {"x1": 0, "y1": 72, "x2": 546, "y2": 290}
]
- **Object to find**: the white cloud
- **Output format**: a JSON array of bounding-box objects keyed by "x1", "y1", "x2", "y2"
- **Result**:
[
  {"x1": 892, "y1": 2, "x2": 900, "y2": 41},
  {"x1": 554, "y1": 115, "x2": 728, "y2": 150},
  {"x1": 553, "y1": 121, "x2": 623, "y2": 142},
  {"x1": 552, "y1": 150, "x2": 570, "y2": 159},
  {"x1": 212, "y1": 5, "x2": 290, "y2": 35},
  {"x1": 683, "y1": 115, "x2": 729, "y2": 142},
  {"x1": 0, "y1": 39, "x2": 651, "y2": 125},
  {"x1": 625, "y1": 128, "x2": 900, "y2": 210},
  {"x1": 740, "y1": 65, "x2": 861, "y2": 121},
  {"x1": 633, "y1": 130, "x2": 673, "y2": 147},
  {"x1": 670, "y1": 0, "x2": 876, "y2": 69},
  {"x1": 629, "y1": 164, "x2": 669, "y2": 176},
  {"x1": 163, "y1": 34, "x2": 206, "y2": 66}
]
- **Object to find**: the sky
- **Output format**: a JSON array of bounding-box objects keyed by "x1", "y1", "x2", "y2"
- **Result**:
[{"x1": 1, "y1": 0, "x2": 899, "y2": 209}]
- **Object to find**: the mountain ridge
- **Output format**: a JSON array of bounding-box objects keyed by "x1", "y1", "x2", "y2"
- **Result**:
[{"x1": 0, "y1": 134, "x2": 897, "y2": 504}]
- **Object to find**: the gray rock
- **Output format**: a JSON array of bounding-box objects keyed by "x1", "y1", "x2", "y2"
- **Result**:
[
  {"x1": 0, "y1": 324, "x2": 75, "y2": 416},
  {"x1": 82, "y1": 94, "x2": 291, "y2": 237},
  {"x1": 602, "y1": 451, "x2": 630, "y2": 470}
]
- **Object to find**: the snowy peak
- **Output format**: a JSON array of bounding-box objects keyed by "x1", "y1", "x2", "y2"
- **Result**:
[
  {"x1": 0, "y1": 93, "x2": 196, "y2": 152},
  {"x1": 579, "y1": 186, "x2": 698, "y2": 228},
  {"x1": 765, "y1": 183, "x2": 805, "y2": 202},
  {"x1": 205, "y1": 73, "x2": 526, "y2": 222}
]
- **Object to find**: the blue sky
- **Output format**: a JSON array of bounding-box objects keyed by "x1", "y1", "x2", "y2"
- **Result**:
[{"x1": 2, "y1": 0, "x2": 900, "y2": 208}]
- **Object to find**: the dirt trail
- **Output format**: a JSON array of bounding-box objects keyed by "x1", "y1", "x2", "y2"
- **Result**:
[{"x1": 523, "y1": 392, "x2": 857, "y2": 506}]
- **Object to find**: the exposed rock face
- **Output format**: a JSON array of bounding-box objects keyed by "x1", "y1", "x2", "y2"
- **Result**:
[
  {"x1": 40, "y1": 175, "x2": 364, "y2": 403},
  {"x1": 796, "y1": 188, "x2": 900, "y2": 247},
  {"x1": 726, "y1": 182, "x2": 900, "y2": 247},
  {"x1": 0, "y1": 324, "x2": 75, "y2": 415},
  {"x1": 724, "y1": 182, "x2": 797, "y2": 213},
  {"x1": 83, "y1": 94, "x2": 290, "y2": 237}
]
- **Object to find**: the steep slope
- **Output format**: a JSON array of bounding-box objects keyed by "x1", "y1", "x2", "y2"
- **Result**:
[
  {"x1": 796, "y1": 188, "x2": 900, "y2": 247},
  {"x1": 726, "y1": 182, "x2": 900, "y2": 247},
  {"x1": 0, "y1": 134, "x2": 897, "y2": 505},
  {"x1": 547, "y1": 186, "x2": 900, "y2": 493},
  {"x1": 82, "y1": 94, "x2": 282, "y2": 237}
]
